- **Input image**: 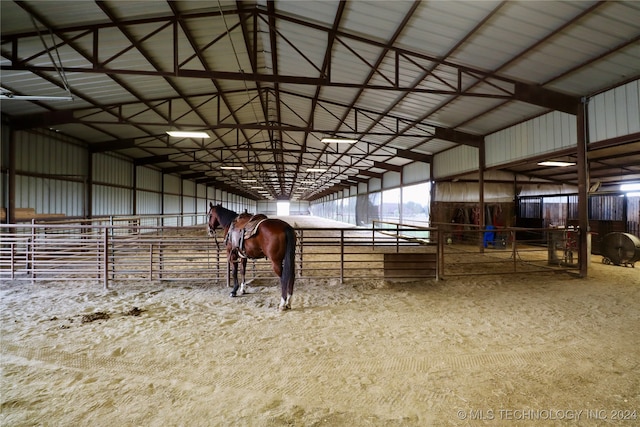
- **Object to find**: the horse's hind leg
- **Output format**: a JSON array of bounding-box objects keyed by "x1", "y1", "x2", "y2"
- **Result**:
[
  {"x1": 278, "y1": 271, "x2": 292, "y2": 311},
  {"x1": 271, "y1": 262, "x2": 289, "y2": 311}
]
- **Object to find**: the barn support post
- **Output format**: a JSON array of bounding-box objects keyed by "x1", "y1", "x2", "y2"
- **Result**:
[
  {"x1": 149, "y1": 244, "x2": 154, "y2": 281},
  {"x1": 436, "y1": 228, "x2": 443, "y2": 280},
  {"x1": 340, "y1": 229, "x2": 345, "y2": 283},
  {"x1": 29, "y1": 222, "x2": 35, "y2": 285},
  {"x1": 576, "y1": 100, "x2": 589, "y2": 277},
  {"x1": 479, "y1": 143, "x2": 486, "y2": 253},
  {"x1": 132, "y1": 164, "x2": 138, "y2": 216},
  {"x1": 7, "y1": 127, "x2": 16, "y2": 224},
  {"x1": 395, "y1": 223, "x2": 400, "y2": 253},
  {"x1": 86, "y1": 151, "x2": 93, "y2": 219},
  {"x1": 103, "y1": 227, "x2": 109, "y2": 290},
  {"x1": 297, "y1": 229, "x2": 304, "y2": 278},
  {"x1": 511, "y1": 230, "x2": 517, "y2": 272}
]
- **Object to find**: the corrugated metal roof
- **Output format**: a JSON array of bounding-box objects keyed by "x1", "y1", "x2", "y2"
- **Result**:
[{"x1": 1, "y1": 0, "x2": 639, "y2": 199}]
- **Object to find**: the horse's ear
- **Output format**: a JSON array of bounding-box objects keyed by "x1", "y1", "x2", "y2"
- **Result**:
[{"x1": 209, "y1": 202, "x2": 213, "y2": 208}]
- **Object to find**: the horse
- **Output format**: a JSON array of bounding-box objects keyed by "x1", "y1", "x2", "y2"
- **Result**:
[
  {"x1": 206, "y1": 202, "x2": 240, "y2": 247},
  {"x1": 207, "y1": 203, "x2": 297, "y2": 311}
]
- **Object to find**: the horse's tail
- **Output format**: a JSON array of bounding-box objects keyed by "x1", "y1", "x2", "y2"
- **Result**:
[{"x1": 282, "y1": 225, "x2": 296, "y2": 293}]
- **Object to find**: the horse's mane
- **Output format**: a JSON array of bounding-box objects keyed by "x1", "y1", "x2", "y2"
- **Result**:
[{"x1": 213, "y1": 205, "x2": 239, "y2": 227}]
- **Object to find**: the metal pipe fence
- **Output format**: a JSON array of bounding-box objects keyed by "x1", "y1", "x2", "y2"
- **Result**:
[{"x1": 1, "y1": 219, "x2": 583, "y2": 287}]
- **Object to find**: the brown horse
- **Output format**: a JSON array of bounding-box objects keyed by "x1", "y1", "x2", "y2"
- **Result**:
[{"x1": 207, "y1": 203, "x2": 297, "y2": 310}]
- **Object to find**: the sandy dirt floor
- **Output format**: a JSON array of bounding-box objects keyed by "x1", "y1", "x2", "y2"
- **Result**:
[{"x1": 1, "y1": 216, "x2": 639, "y2": 426}]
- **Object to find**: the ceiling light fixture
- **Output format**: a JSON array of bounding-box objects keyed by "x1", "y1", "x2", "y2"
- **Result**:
[
  {"x1": 166, "y1": 131, "x2": 211, "y2": 138},
  {"x1": 537, "y1": 161, "x2": 576, "y2": 167},
  {"x1": 321, "y1": 137, "x2": 358, "y2": 144},
  {"x1": 220, "y1": 166, "x2": 243, "y2": 170},
  {"x1": 0, "y1": 94, "x2": 74, "y2": 101},
  {"x1": 307, "y1": 168, "x2": 327, "y2": 172},
  {"x1": 620, "y1": 183, "x2": 640, "y2": 192}
]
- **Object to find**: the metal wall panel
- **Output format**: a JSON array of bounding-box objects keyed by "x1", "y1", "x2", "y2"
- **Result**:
[
  {"x1": 196, "y1": 184, "x2": 208, "y2": 216},
  {"x1": 181, "y1": 180, "x2": 196, "y2": 216},
  {"x1": 382, "y1": 171, "x2": 401, "y2": 189},
  {"x1": 136, "y1": 190, "x2": 162, "y2": 215},
  {"x1": 369, "y1": 177, "x2": 382, "y2": 192},
  {"x1": 485, "y1": 111, "x2": 576, "y2": 168},
  {"x1": 92, "y1": 153, "x2": 132, "y2": 186},
  {"x1": 93, "y1": 185, "x2": 131, "y2": 216},
  {"x1": 0, "y1": 117, "x2": 8, "y2": 209},
  {"x1": 358, "y1": 182, "x2": 367, "y2": 195},
  {"x1": 403, "y1": 162, "x2": 430, "y2": 185},
  {"x1": 15, "y1": 175, "x2": 85, "y2": 216},
  {"x1": 434, "y1": 145, "x2": 479, "y2": 179},
  {"x1": 163, "y1": 194, "x2": 181, "y2": 215},
  {"x1": 163, "y1": 174, "x2": 181, "y2": 194},
  {"x1": 15, "y1": 131, "x2": 86, "y2": 176},
  {"x1": 183, "y1": 180, "x2": 195, "y2": 197},
  {"x1": 136, "y1": 166, "x2": 162, "y2": 192},
  {"x1": 588, "y1": 79, "x2": 640, "y2": 143},
  {"x1": 12, "y1": 131, "x2": 87, "y2": 216}
]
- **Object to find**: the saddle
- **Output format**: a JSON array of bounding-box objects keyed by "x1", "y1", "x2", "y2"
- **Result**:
[{"x1": 226, "y1": 214, "x2": 268, "y2": 258}]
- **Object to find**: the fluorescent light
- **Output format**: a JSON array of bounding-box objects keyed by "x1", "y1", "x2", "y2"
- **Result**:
[
  {"x1": 321, "y1": 137, "x2": 358, "y2": 144},
  {"x1": 250, "y1": 186, "x2": 263, "y2": 189},
  {"x1": 219, "y1": 166, "x2": 243, "y2": 170},
  {"x1": 307, "y1": 168, "x2": 327, "y2": 172},
  {"x1": 537, "y1": 161, "x2": 576, "y2": 167},
  {"x1": 621, "y1": 183, "x2": 640, "y2": 192},
  {"x1": 0, "y1": 94, "x2": 74, "y2": 101},
  {"x1": 241, "y1": 179, "x2": 257, "y2": 182},
  {"x1": 166, "y1": 131, "x2": 211, "y2": 138}
]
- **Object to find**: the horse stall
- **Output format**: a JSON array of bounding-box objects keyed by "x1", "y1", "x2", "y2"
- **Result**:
[{"x1": 1, "y1": 214, "x2": 639, "y2": 425}]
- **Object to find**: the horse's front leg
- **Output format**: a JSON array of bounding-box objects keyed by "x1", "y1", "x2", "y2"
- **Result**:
[
  {"x1": 239, "y1": 257, "x2": 248, "y2": 295},
  {"x1": 229, "y1": 252, "x2": 241, "y2": 298}
]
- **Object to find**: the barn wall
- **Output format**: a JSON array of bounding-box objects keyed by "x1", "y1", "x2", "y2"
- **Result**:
[
  {"x1": 196, "y1": 184, "x2": 208, "y2": 216},
  {"x1": 13, "y1": 130, "x2": 87, "y2": 217},
  {"x1": 485, "y1": 111, "x2": 576, "y2": 168},
  {"x1": 2, "y1": 128, "x2": 258, "y2": 222},
  {"x1": 403, "y1": 162, "x2": 430, "y2": 185},
  {"x1": 310, "y1": 161, "x2": 431, "y2": 225},
  {"x1": 0, "y1": 116, "x2": 8, "y2": 213},
  {"x1": 433, "y1": 145, "x2": 478, "y2": 179},
  {"x1": 136, "y1": 167, "x2": 162, "y2": 215},
  {"x1": 588, "y1": 79, "x2": 640, "y2": 142},
  {"x1": 257, "y1": 200, "x2": 274, "y2": 214},
  {"x1": 382, "y1": 171, "x2": 401, "y2": 189},
  {"x1": 92, "y1": 153, "x2": 133, "y2": 217}
]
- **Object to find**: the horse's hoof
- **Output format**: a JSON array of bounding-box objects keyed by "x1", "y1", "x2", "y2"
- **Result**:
[{"x1": 230, "y1": 292, "x2": 236, "y2": 298}]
